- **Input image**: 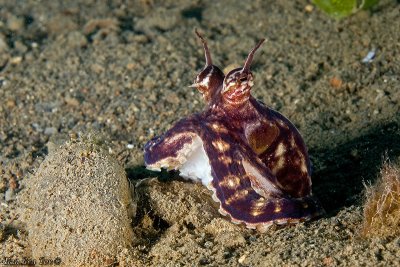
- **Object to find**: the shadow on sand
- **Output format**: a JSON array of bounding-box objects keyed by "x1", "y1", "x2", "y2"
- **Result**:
[{"x1": 311, "y1": 120, "x2": 400, "y2": 216}]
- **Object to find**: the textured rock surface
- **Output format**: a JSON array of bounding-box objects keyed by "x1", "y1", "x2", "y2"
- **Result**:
[{"x1": 21, "y1": 140, "x2": 135, "y2": 266}]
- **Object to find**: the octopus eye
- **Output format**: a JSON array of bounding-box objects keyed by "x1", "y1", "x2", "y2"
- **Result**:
[{"x1": 239, "y1": 77, "x2": 247, "y2": 82}]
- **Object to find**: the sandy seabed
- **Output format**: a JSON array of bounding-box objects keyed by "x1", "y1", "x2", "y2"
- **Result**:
[{"x1": 1, "y1": 0, "x2": 400, "y2": 266}]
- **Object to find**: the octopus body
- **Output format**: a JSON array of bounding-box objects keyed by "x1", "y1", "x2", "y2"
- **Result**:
[{"x1": 144, "y1": 31, "x2": 324, "y2": 232}]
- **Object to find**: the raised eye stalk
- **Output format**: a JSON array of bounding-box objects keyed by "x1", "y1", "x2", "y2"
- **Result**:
[
  {"x1": 195, "y1": 29, "x2": 212, "y2": 67},
  {"x1": 242, "y1": 39, "x2": 266, "y2": 73}
]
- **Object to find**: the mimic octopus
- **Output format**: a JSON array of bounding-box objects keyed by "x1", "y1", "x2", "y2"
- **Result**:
[{"x1": 144, "y1": 31, "x2": 324, "y2": 232}]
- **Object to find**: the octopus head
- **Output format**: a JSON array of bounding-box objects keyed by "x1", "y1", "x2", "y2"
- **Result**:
[
  {"x1": 222, "y1": 39, "x2": 265, "y2": 107},
  {"x1": 222, "y1": 68, "x2": 254, "y2": 106}
]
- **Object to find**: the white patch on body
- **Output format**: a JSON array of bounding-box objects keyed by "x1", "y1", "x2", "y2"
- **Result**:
[
  {"x1": 178, "y1": 136, "x2": 213, "y2": 187},
  {"x1": 199, "y1": 75, "x2": 211, "y2": 87},
  {"x1": 146, "y1": 135, "x2": 213, "y2": 187}
]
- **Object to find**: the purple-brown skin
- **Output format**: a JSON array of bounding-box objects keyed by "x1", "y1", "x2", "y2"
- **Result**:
[{"x1": 144, "y1": 31, "x2": 324, "y2": 232}]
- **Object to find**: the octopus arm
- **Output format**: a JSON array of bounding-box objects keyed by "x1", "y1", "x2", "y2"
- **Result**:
[
  {"x1": 144, "y1": 116, "x2": 202, "y2": 171},
  {"x1": 205, "y1": 140, "x2": 323, "y2": 232}
]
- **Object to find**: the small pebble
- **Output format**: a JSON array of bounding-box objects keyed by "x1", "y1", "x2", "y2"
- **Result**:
[
  {"x1": 6, "y1": 99, "x2": 15, "y2": 108},
  {"x1": 362, "y1": 49, "x2": 376, "y2": 63},
  {"x1": 330, "y1": 76, "x2": 343, "y2": 89},
  {"x1": 31, "y1": 123, "x2": 43, "y2": 132},
  {"x1": 305, "y1": 4, "x2": 314, "y2": 13},
  {"x1": 238, "y1": 252, "x2": 248, "y2": 264},
  {"x1": 5, "y1": 188, "x2": 15, "y2": 202},
  {"x1": 10, "y1": 56, "x2": 23, "y2": 65},
  {"x1": 7, "y1": 15, "x2": 24, "y2": 31},
  {"x1": 44, "y1": 127, "x2": 57, "y2": 135}
]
